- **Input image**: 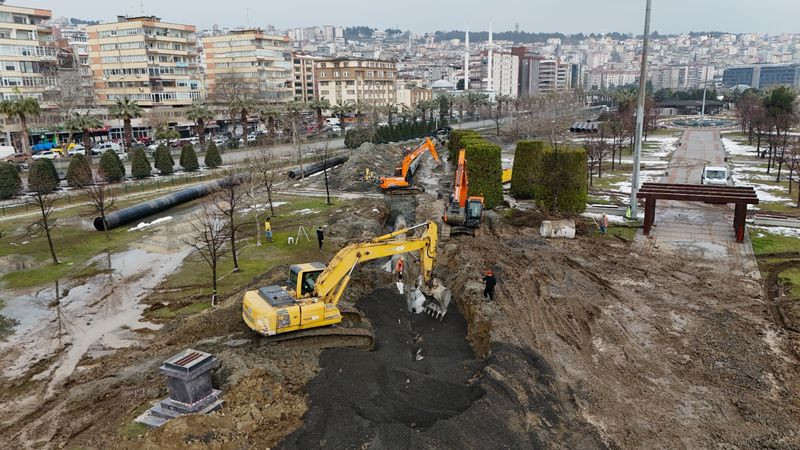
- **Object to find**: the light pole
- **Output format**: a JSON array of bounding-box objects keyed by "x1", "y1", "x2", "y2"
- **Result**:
[
  {"x1": 629, "y1": 0, "x2": 652, "y2": 219},
  {"x1": 700, "y1": 33, "x2": 713, "y2": 125}
]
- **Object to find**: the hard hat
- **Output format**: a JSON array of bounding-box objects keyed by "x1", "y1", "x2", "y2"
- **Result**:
[{"x1": 486, "y1": 270, "x2": 493, "y2": 275}]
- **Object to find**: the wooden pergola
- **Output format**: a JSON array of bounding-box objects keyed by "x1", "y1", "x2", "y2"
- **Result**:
[{"x1": 636, "y1": 183, "x2": 759, "y2": 243}]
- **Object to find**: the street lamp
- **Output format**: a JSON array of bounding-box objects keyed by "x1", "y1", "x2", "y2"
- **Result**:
[{"x1": 628, "y1": 0, "x2": 652, "y2": 220}]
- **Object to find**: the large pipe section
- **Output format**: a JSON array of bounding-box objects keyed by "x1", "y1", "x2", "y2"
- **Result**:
[
  {"x1": 287, "y1": 155, "x2": 349, "y2": 180},
  {"x1": 93, "y1": 173, "x2": 249, "y2": 231}
]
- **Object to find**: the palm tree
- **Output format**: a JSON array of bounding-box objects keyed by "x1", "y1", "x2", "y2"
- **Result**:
[
  {"x1": 384, "y1": 103, "x2": 399, "y2": 126},
  {"x1": 0, "y1": 89, "x2": 41, "y2": 156},
  {"x1": 331, "y1": 99, "x2": 354, "y2": 130},
  {"x1": 259, "y1": 107, "x2": 280, "y2": 139},
  {"x1": 65, "y1": 112, "x2": 102, "y2": 157},
  {"x1": 231, "y1": 97, "x2": 256, "y2": 137},
  {"x1": 308, "y1": 97, "x2": 331, "y2": 130},
  {"x1": 109, "y1": 96, "x2": 143, "y2": 153},
  {"x1": 186, "y1": 103, "x2": 214, "y2": 148}
]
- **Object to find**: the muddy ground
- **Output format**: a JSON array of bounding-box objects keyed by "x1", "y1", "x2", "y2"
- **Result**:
[{"x1": 2, "y1": 148, "x2": 800, "y2": 447}]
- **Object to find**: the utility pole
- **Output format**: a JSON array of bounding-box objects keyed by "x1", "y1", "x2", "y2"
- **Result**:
[
  {"x1": 629, "y1": 0, "x2": 652, "y2": 219},
  {"x1": 700, "y1": 33, "x2": 713, "y2": 125}
]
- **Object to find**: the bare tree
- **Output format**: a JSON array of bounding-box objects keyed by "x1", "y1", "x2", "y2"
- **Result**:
[
  {"x1": 785, "y1": 137, "x2": 800, "y2": 197},
  {"x1": 585, "y1": 131, "x2": 610, "y2": 186},
  {"x1": 279, "y1": 101, "x2": 309, "y2": 178},
  {"x1": 82, "y1": 175, "x2": 116, "y2": 241},
  {"x1": 250, "y1": 147, "x2": 282, "y2": 216},
  {"x1": 184, "y1": 201, "x2": 229, "y2": 306},
  {"x1": 214, "y1": 172, "x2": 249, "y2": 272},
  {"x1": 27, "y1": 169, "x2": 59, "y2": 265},
  {"x1": 317, "y1": 141, "x2": 333, "y2": 205}
]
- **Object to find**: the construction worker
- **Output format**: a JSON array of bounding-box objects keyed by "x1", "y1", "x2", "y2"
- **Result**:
[
  {"x1": 482, "y1": 270, "x2": 496, "y2": 302},
  {"x1": 316, "y1": 226, "x2": 324, "y2": 251},
  {"x1": 264, "y1": 217, "x2": 273, "y2": 243},
  {"x1": 395, "y1": 257, "x2": 405, "y2": 281},
  {"x1": 599, "y1": 213, "x2": 609, "y2": 235}
]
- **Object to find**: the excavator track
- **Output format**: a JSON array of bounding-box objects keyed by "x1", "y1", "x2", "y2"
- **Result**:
[{"x1": 259, "y1": 305, "x2": 375, "y2": 350}]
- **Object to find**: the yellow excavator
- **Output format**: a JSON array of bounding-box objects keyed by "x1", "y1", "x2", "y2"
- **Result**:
[{"x1": 242, "y1": 220, "x2": 452, "y2": 348}]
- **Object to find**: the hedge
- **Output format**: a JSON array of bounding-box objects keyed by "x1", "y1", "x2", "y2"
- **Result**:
[
  {"x1": 533, "y1": 147, "x2": 588, "y2": 214},
  {"x1": 28, "y1": 159, "x2": 60, "y2": 193},
  {"x1": 464, "y1": 140, "x2": 503, "y2": 209},
  {"x1": 180, "y1": 143, "x2": 199, "y2": 171},
  {"x1": 510, "y1": 141, "x2": 543, "y2": 199},
  {"x1": 99, "y1": 150, "x2": 124, "y2": 182},
  {"x1": 154, "y1": 144, "x2": 174, "y2": 175},
  {"x1": 448, "y1": 130, "x2": 481, "y2": 160},
  {"x1": 204, "y1": 141, "x2": 222, "y2": 168},
  {"x1": 131, "y1": 148, "x2": 152, "y2": 179},
  {"x1": 0, "y1": 162, "x2": 21, "y2": 199},
  {"x1": 66, "y1": 153, "x2": 92, "y2": 187}
]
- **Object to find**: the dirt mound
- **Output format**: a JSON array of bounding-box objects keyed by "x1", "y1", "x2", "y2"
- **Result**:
[
  {"x1": 327, "y1": 142, "x2": 406, "y2": 192},
  {"x1": 325, "y1": 199, "x2": 389, "y2": 245}
]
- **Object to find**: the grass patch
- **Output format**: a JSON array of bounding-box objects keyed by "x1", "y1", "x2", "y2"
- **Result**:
[
  {"x1": 778, "y1": 267, "x2": 800, "y2": 299},
  {"x1": 750, "y1": 229, "x2": 800, "y2": 255},
  {"x1": 148, "y1": 300, "x2": 211, "y2": 320}
]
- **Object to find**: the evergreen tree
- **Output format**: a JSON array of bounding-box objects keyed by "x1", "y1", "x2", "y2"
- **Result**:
[
  {"x1": 154, "y1": 144, "x2": 174, "y2": 175},
  {"x1": 99, "y1": 150, "x2": 124, "y2": 182},
  {"x1": 181, "y1": 143, "x2": 199, "y2": 171},
  {"x1": 0, "y1": 162, "x2": 21, "y2": 199},
  {"x1": 130, "y1": 147, "x2": 152, "y2": 179},
  {"x1": 66, "y1": 153, "x2": 92, "y2": 187},
  {"x1": 204, "y1": 141, "x2": 222, "y2": 168},
  {"x1": 28, "y1": 160, "x2": 59, "y2": 193}
]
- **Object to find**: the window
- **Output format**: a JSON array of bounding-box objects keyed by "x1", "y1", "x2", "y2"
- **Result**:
[
  {"x1": 333, "y1": 71, "x2": 339, "y2": 77},
  {"x1": 12, "y1": 16, "x2": 29, "y2": 25},
  {"x1": 343, "y1": 71, "x2": 349, "y2": 77},
  {"x1": 0, "y1": 29, "x2": 11, "y2": 39},
  {"x1": 2, "y1": 77, "x2": 21, "y2": 86}
]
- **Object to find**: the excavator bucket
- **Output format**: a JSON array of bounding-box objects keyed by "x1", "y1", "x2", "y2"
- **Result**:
[{"x1": 422, "y1": 278, "x2": 452, "y2": 321}]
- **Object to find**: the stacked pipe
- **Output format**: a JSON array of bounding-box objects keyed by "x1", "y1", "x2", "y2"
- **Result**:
[
  {"x1": 287, "y1": 155, "x2": 349, "y2": 180},
  {"x1": 93, "y1": 172, "x2": 249, "y2": 231}
]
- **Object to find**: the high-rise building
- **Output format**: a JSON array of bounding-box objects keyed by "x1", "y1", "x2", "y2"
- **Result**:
[
  {"x1": 51, "y1": 20, "x2": 93, "y2": 104},
  {"x1": 292, "y1": 52, "x2": 320, "y2": 102},
  {"x1": 722, "y1": 63, "x2": 800, "y2": 89},
  {"x1": 479, "y1": 50, "x2": 519, "y2": 97},
  {"x1": 315, "y1": 58, "x2": 397, "y2": 106},
  {"x1": 0, "y1": 4, "x2": 56, "y2": 104},
  {"x1": 202, "y1": 29, "x2": 293, "y2": 103},
  {"x1": 87, "y1": 15, "x2": 201, "y2": 107}
]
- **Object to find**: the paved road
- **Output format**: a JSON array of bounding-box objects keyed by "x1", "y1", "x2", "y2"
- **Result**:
[{"x1": 637, "y1": 130, "x2": 759, "y2": 278}]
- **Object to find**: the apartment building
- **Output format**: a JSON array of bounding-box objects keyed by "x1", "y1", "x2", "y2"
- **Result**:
[
  {"x1": 396, "y1": 82, "x2": 432, "y2": 109},
  {"x1": 0, "y1": 4, "x2": 56, "y2": 103},
  {"x1": 203, "y1": 29, "x2": 293, "y2": 103},
  {"x1": 292, "y1": 52, "x2": 320, "y2": 102},
  {"x1": 722, "y1": 63, "x2": 800, "y2": 89},
  {"x1": 315, "y1": 58, "x2": 397, "y2": 106},
  {"x1": 482, "y1": 50, "x2": 519, "y2": 98},
  {"x1": 88, "y1": 15, "x2": 201, "y2": 107},
  {"x1": 52, "y1": 20, "x2": 93, "y2": 104}
]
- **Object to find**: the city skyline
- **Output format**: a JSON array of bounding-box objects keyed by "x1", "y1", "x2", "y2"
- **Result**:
[{"x1": 19, "y1": 0, "x2": 800, "y2": 35}]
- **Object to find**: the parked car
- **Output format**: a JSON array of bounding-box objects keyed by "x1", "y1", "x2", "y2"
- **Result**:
[
  {"x1": 32, "y1": 150, "x2": 60, "y2": 160},
  {"x1": 66, "y1": 144, "x2": 87, "y2": 156},
  {"x1": 94, "y1": 142, "x2": 121, "y2": 153},
  {"x1": 212, "y1": 136, "x2": 226, "y2": 147},
  {"x1": 701, "y1": 165, "x2": 731, "y2": 186}
]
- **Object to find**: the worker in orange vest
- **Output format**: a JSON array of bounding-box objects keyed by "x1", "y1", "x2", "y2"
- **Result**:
[{"x1": 395, "y1": 257, "x2": 405, "y2": 282}]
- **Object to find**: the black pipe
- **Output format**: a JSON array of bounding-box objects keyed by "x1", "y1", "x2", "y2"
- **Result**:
[
  {"x1": 287, "y1": 155, "x2": 349, "y2": 180},
  {"x1": 94, "y1": 172, "x2": 249, "y2": 231}
]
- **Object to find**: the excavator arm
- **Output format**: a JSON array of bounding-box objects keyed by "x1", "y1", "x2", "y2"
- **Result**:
[
  {"x1": 380, "y1": 137, "x2": 441, "y2": 190},
  {"x1": 314, "y1": 221, "x2": 439, "y2": 306}
]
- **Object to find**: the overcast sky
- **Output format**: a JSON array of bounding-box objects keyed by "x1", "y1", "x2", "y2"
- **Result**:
[{"x1": 17, "y1": 0, "x2": 800, "y2": 34}]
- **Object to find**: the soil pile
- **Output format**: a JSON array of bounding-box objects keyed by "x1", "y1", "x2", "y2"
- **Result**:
[{"x1": 325, "y1": 142, "x2": 406, "y2": 192}]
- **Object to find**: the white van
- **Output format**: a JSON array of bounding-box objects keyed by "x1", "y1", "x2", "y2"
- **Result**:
[
  {"x1": 701, "y1": 166, "x2": 730, "y2": 186},
  {"x1": 324, "y1": 117, "x2": 340, "y2": 126}
]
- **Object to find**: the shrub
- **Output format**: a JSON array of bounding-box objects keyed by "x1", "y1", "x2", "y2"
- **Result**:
[
  {"x1": 510, "y1": 141, "x2": 543, "y2": 199},
  {"x1": 0, "y1": 162, "x2": 21, "y2": 199},
  {"x1": 130, "y1": 147, "x2": 152, "y2": 179},
  {"x1": 66, "y1": 153, "x2": 92, "y2": 187},
  {"x1": 464, "y1": 140, "x2": 503, "y2": 209},
  {"x1": 180, "y1": 143, "x2": 199, "y2": 172},
  {"x1": 99, "y1": 150, "x2": 124, "y2": 182},
  {"x1": 448, "y1": 130, "x2": 481, "y2": 160},
  {"x1": 154, "y1": 144, "x2": 174, "y2": 175},
  {"x1": 533, "y1": 147, "x2": 588, "y2": 214},
  {"x1": 28, "y1": 160, "x2": 60, "y2": 193},
  {"x1": 204, "y1": 141, "x2": 222, "y2": 168}
]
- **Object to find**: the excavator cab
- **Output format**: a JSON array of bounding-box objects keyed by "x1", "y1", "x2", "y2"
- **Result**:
[
  {"x1": 465, "y1": 197, "x2": 484, "y2": 228},
  {"x1": 289, "y1": 263, "x2": 326, "y2": 298}
]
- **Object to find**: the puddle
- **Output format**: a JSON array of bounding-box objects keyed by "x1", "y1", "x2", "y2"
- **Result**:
[{"x1": 0, "y1": 247, "x2": 191, "y2": 391}]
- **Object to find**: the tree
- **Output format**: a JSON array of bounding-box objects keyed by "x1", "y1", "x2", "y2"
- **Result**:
[
  {"x1": 130, "y1": 147, "x2": 152, "y2": 179},
  {"x1": 763, "y1": 86, "x2": 797, "y2": 182},
  {"x1": 180, "y1": 143, "x2": 199, "y2": 171},
  {"x1": 584, "y1": 131, "x2": 609, "y2": 186},
  {"x1": 204, "y1": 141, "x2": 222, "y2": 168},
  {"x1": 109, "y1": 96, "x2": 143, "y2": 153},
  {"x1": 98, "y1": 149, "x2": 124, "y2": 182},
  {"x1": 154, "y1": 123, "x2": 179, "y2": 147},
  {"x1": 467, "y1": 92, "x2": 489, "y2": 120},
  {"x1": 436, "y1": 94, "x2": 451, "y2": 121},
  {"x1": 231, "y1": 97, "x2": 256, "y2": 137},
  {"x1": 331, "y1": 99, "x2": 354, "y2": 130},
  {"x1": 27, "y1": 160, "x2": 60, "y2": 264},
  {"x1": 0, "y1": 90, "x2": 41, "y2": 156},
  {"x1": 0, "y1": 162, "x2": 21, "y2": 199},
  {"x1": 783, "y1": 137, "x2": 800, "y2": 197},
  {"x1": 259, "y1": 107, "x2": 280, "y2": 140},
  {"x1": 492, "y1": 94, "x2": 512, "y2": 136},
  {"x1": 280, "y1": 101, "x2": 308, "y2": 178},
  {"x1": 64, "y1": 112, "x2": 103, "y2": 158},
  {"x1": 184, "y1": 201, "x2": 229, "y2": 306},
  {"x1": 318, "y1": 142, "x2": 333, "y2": 205},
  {"x1": 83, "y1": 173, "x2": 116, "y2": 240},
  {"x1": 384, "y1": 102, "x2": 399, "y2": 126},
  {"x1": 66, "y1": 153, "x2": 92, "y2": 187},
  {"x1": 186, "y1": 103, "x2": 214, "y2": 148},
  {"x1": 308, "y1": 97, "x2": 332, "y2": 130},
  {"x1": 250, "y1": 148, "x2": 281, "y2": 216},
  {"x1": 214, "y1": 171, "x2": 248, "y2": 272},
  {"x1": 154, "y1": 144, "x2": 174, "y2": 175}
]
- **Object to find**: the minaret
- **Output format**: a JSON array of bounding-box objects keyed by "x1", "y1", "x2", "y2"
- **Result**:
[
  {"x1": 464, "y1": 27, "x2": 470, "y2": 91},
  {"x1": 488, "y1": 22, "x2": 493, "y2": 93}
]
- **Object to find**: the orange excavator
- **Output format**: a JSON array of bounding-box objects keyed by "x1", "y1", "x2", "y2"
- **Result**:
[
  {"x1": 442, "y1": 148, "x2": 484, "y2": 237},
  {"x1": 379, "y1": 137, "x2": 441, "y2": 193}
]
